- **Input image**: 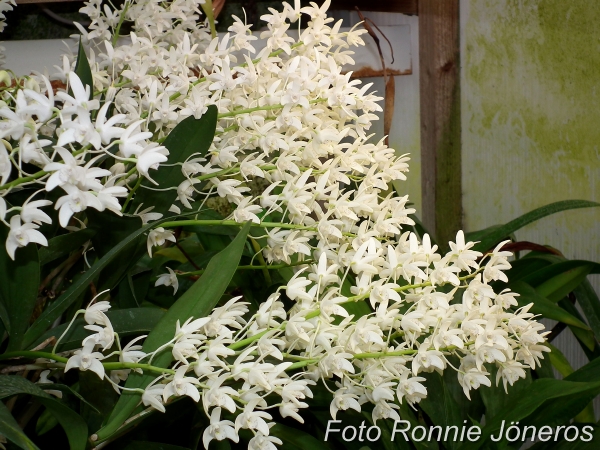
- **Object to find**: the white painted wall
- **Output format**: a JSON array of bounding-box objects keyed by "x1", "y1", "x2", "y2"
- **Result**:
[{"x1": 329, "y1": 10, "x2": 422, "y2": 213}]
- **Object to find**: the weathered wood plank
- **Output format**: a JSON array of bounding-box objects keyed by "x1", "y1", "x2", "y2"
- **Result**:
[
  {"x1": 418, "y1": 0, "x2": 461, "y2": 248},
  {"x1": 16, "y1": 0, "x2": 83, "y2": 4},
  {"x1": 331, "y1": 0, "x2": 418, "y2": 15}
]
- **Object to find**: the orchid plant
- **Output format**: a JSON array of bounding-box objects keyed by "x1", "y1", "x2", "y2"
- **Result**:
[{"x1": 0, "y1": 0, "x2": 599, "y2": 449}]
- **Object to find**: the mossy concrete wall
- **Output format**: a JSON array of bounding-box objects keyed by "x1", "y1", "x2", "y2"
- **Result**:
[
  {"x1": 461, "y1": 0, "x2": 600, "y2": 370},
  {"x1": 461, "y1": 0, "x2": 599, "y2": 277}
]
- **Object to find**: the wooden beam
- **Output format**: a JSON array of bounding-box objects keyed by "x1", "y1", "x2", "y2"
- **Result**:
[
  {"x1": 330, "y1": 0, "x2": 418, "y2": 15},
  {"x1": 16, "y1": 0, "x2": 83, "y2": 3},
  {"x1": 418, "y1": 0, "x2": 461, "y2": 248}
]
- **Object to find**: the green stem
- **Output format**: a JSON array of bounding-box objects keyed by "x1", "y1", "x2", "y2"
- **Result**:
[
  {"x1": 353, "y1": 349, "x2": 417, "y2": 360},
  {"x1": 286, "y1": 359, "x2": 319, "y2": 370},
  {"x1": 112, "y1": 1, "x2": 130, "y2": 46},
  {"x1": 121, "y1": 173, "x2": 141, "y2": 212},
  {"x1": 228, "y1": 310, "x2": 319, "y2": 351},
  {"x1": 0, "y1": 351, "x2": 175, "y2": 376},
  {"x1": 284, "y1": 343, "x2": 470, "y2": 370},
  {"x1": 180, "y1": 259, "x2": 313, "y2": 277},
  {"x1": 102, "y1": 362, "x2": 175, "y2": 375},
  {"x1": 217, "y1": 98, "x2": 326, "y2": 119},
  {"x1": 250, "y1": 237, "x2": 272, "y2": 285},
  {"x1": 228, "y1": 323, "x2": 285, "y2": 351},
  {"x1": 161, "y1": 219, "x2": 355, "y2": 237},
  {"x1": 0, "y1": 170, "x2": 48, "y2": 191},
  {"x1": 195, "y1": 165, "x2": 245, "y2": 182},
  {"x1": 0, "y1": 351, "x2": 69, "y2": 364},
  {"x1": 200, "y1": 0, "x2": 217, "y2": 39},
  {"x1": 353, "y1": 342, "x2": 473, "y2": 360}
]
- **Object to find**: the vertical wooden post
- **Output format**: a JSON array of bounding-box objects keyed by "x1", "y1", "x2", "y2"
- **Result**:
[{"x1": 419, "y1": 0, "x2": 462, "y2": 248}]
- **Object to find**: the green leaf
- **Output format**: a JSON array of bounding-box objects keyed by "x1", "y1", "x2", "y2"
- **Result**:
[
  {"x1": 479, "y1": 366, "x2": 532, "y2": 422},
  {"x1": 123, "y1": 442, "x2": 190, "y2": 450},
  {"x1": 78, "y1": 370, "x2": 119, "y2": 431},
  {"x1": 0, "y1": 375, "x2": 52, "y2": 400},
  {"x1": 22, "y1": 216, "x2": 171, "y2": 350},
  {"x1": 528, "y1": 426, "x2": 600, "y2": 450},
  {"x1": 33, "y1": 307, "x2": 165, "y2": 352},
  {"x1": 534, "y1": 350, "x2": 555, "y2": 378},
  {"x1": 37, "y1": 396, "x2": 88, "y2": 449},
  {"x1": 574, "y1": 279, "x2": 600, "y2": 341},
  {"x1": 0, "y1": 401, "x2": 40, "y2": 450},
  {"x1": 419, "y1": 372, "x2": 463, "y2": 450},
  {"x1": 526, "y1": 389, "x2": 598, "y2": 428},
  {"x1": 535, "y1": 265, "x2": 597, "y2": 303},
  {"x1": 0, "y1": 375, "x2": 88, "y2": 450},
  {"x1": 130, "y1": 105, "x2": 218, "y2": 216},
  {"x1": 502, "y1": 257, "x2": 552, "y2": 285},
  {"x1": 565, "y1": 355, "x2": 600, "y2": 383},
  {"x1": 73, "y1": 38, "x2": 93, "y2": 93},
  {"x1": 86, "y1": 210, "x2": 145, "y2": 291},
  {"x1": 38, "y1": 229, "x2": 96, "y2": 265},
  {"x1": 270, "y1": 423, "x2": 332, "y2": 450},
  {"x1": 559, "y1": 299, "x2": 598, "y2": 352},
  {"x1": 368, "y1": 413, "x2": 414, "y2": 450},
  {"x1": 546, "y1": 343, "x2": 574, "y2": 377},
  {"x1": 396, "y1": 404, "x2": 439, "y2": 450},
  {"x1": 96, "y1": 222, "x2": 252, "y2": 442},
  {"x1": 460, "y1": 379, "x2": 600, "y2": 450},
  {"x1": 517, "y1": 260, "x2": 600, "y2": 293},
  {"x1": 37, "y1": 383, "x2": 100, "y2": 414},
  {"x1": 87, "y1": 212, "x2": 143, "y2": 258},
  {"x1": 464, "y1": 223, "x2": 505, "y2": 246},
  {"x1": 0, "y1": 297, "x2": 10, "y2": 334},
  {"x1": 35, "y1": 407, "x2": 58, "y2": 436},
  {"x1": 468, "y1": 200, "x2": 600, "y2": 252},
  {"x1": 520, "y1": 253, "x2": 600, "y2": 347},
  {"x1": 524, "y1": 346, "x2": 596, "y2": 425},
  {"x1": 0, "y1": 225, "x2": 40, "y2": 351},
  {"x1": 511, "y1": 281, "x2": 590, "y2": 330}
]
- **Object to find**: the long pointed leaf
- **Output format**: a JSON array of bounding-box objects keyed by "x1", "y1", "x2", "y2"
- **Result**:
[
  {"x1": 270, "y1": 423, "x2": 331, "y2": 450},
  {"x1": 469, "y1": 200, "x2": 599, "y2": 252},
  {"x1": 96, "y1": 221, "x2": 252, "y2": 442},
  {"x1": 535, "y1": 265, "x2": 598, "y2": 303},
  {"x1": 574, "y1": 280, "x2": 600, "y2": 341},
  {"x1": 73, "y1": 38, "x2": 93, "y2": 94},
  {"x1": 0, "y1": 375, "x2": 87, "y2": 450},
  {"x1": 559, "y1": 299, "x2": 598, "y2": 352},
  {"x1": 511, "y1": 281, "x2": 590, "y2": 330},
  {"x1": 546, "y1": 343, "x2": 574, "y2": 377},
  {"x1": 0, "y1": 225, "x2": 40, "y2": 351},
  {"x1": 460, "y1": 379, "x2": 600, "y2": 450},
  {"x1": 0, "y1": 401, "x2": 39, "y2": 450},
  {"x1": 38, "y1": 228, "x2": 95, "y2": 265},
  {"x1": 130, "y1": 105, "x2": 217, "y2": 216}
]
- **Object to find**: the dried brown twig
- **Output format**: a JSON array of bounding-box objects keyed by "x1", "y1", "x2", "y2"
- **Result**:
[{"x1": 355, "y1": 8, "x2": 396, "y2": 146}]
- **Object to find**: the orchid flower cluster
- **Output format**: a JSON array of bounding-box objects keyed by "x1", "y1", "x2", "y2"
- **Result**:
[
  {"x1": 0, "y1": 0, "x2": 12, "y2": 34},
  {"x1": 0, "y1": 0, "x2": 549, "y2": 448},
  {"x1": 0, "y1": 0, "x2": 15, "y2": 68},
  {"x1": 60, "y1": 234, "x2": 549, "y2": 449}
]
